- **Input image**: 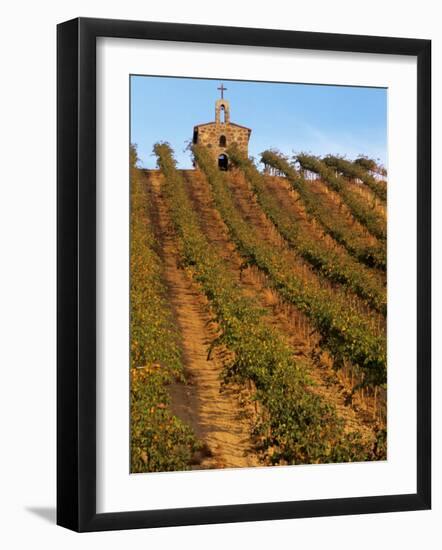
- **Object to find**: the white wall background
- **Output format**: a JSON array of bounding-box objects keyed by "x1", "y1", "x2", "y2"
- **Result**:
[{"x1": 0, "y1": 0, "x2": 439, "y2": 547}]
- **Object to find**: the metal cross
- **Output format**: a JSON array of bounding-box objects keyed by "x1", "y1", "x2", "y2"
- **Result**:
[{"x1": 217, "y1": 83, "x2": 227, "y2": 99}]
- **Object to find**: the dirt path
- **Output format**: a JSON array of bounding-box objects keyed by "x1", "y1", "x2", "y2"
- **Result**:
[
  {"x1": 184, "y1": 169, "x2": 378, "y2": 443},
  {"x1": 147, "y1": 171, "x2": 259, "y2": 469}
]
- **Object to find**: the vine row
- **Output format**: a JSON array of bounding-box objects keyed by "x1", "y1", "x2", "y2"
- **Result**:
[
  {"x1": 228, "y1": 146, "x2": 386, "y2": 315},
  {"x1": 155, "y1": 142, "x2": 371, "y2": 465},
  {"x1": 130, "y1": 146, "x2": 199, "y2": 473},
  {"x1": 323, "y1": 155, "x2": 387, "y2": 202},
  {"x1": 194, "y1": 144, "x2": 386, "y2": 389},
  {"x1": 296, "y1": 153, "x2": 386, "y2": 241},
  {"x1": 261, "y1": 150, "x2": 386, "y2": 271}
]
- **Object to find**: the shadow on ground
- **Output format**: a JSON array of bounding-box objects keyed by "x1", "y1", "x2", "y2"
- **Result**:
[{"x1": 26, "y1": 507, "x2": 56, "y2": 524}]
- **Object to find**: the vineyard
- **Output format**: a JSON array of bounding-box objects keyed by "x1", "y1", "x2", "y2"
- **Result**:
[{"x1": 130, "y1": 143, "x2": 387, "y2": 472}]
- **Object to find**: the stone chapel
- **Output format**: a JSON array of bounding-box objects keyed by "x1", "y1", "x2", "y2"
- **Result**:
[{"x1": 192, "y1": 84, "x2": 251, "y2": 170}]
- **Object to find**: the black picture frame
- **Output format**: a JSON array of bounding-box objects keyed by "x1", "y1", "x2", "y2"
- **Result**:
[{"x1": 57, "y1": 17, "x2": 431, "y2": 532}]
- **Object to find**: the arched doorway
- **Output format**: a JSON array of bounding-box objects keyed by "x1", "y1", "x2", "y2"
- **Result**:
[{"x1": 218, "y1": 154, "x2": 228, "y2": 171}]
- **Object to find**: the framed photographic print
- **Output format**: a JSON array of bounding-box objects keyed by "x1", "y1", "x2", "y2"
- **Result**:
[{"x1": 57, "y1": 17, "x2": 431, "y2": 532}]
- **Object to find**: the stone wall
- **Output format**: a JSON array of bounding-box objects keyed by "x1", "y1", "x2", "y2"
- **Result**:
[{"x1": 195, "y1": 123, "x2": 249, "y2": 164}]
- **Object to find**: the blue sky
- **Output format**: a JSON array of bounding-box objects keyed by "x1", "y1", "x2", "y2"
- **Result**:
[{"x1": 130, "y1": 75, "x2": 387, "y2": 170}]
